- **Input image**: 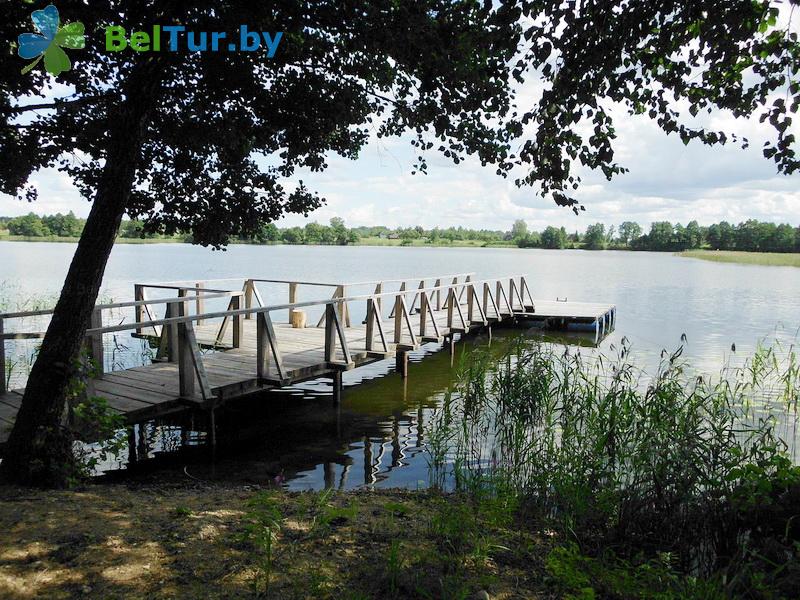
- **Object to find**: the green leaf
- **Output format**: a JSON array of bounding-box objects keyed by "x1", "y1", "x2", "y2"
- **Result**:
[
  {"x1": 55, "y1": 22, "x2": 85, "y2": 49},
  {"x1": 44, "y1": 44, "x2": 71, "y2": 76}
]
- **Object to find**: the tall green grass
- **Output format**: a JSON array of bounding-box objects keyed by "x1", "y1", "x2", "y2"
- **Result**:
[
  {"x1": 427, "y1": 339, "x2": 800, "y2": 593},
  {"x1": 679, "y1": 250, "x2": 800, "y2": 267}
]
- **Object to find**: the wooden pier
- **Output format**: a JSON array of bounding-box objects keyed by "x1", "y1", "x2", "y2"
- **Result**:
[{"x1": 0, "y1": 274, "x2": 616, "y2": 449}]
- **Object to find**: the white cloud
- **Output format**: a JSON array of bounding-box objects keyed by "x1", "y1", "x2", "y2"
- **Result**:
[{"x1": 3, "y1": 81, "x2": 799, "y2": 232}]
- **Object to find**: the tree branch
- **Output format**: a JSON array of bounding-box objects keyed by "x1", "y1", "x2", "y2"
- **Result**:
[{"x1": 1, "y1": 94, "x2": 115, "y2": 116}]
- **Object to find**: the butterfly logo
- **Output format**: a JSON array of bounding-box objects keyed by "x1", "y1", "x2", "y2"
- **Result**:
[{"x1": 18, "y1": 4, "x2": 85, "y2": 76}]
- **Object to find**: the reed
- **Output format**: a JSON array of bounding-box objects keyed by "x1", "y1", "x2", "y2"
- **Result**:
[{"x1": 428, "y1": 338, "x2": 800, "y2": 592}]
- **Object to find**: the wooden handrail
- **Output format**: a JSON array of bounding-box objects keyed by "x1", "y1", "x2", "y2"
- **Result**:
[
  {"x1": 0, "y1": 290, "x2": 242, "y2": 321},
  {"x1": 87, "y1": 276, "x2": 528, "y2": 336},
  {"x1": 1, "y1": 276, "x2": 534, "y2": 399}
]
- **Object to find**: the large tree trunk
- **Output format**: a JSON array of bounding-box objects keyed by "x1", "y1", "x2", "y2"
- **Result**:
[{"x1": 0, "y1": 61, "x2": 163, "y2": 486}]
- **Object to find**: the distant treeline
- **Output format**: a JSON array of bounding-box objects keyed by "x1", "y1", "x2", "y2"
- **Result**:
[
  {"x1": 0, "y1": 212, "x2": 84, "y2": 238},
  {"x1": 3, "y1": 213, "x2": 800, "y2": 253},
  {"x1": 511, "y1": 219, "x2": 800, "y2": 253}
]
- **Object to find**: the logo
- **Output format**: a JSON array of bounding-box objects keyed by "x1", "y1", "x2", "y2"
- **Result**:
[
  {"x1": 104, "y1": 26, "x2": 283, "y2": 56},
  {"x1": 18, "y1": 4, "x2": 85, "y2": 76}
]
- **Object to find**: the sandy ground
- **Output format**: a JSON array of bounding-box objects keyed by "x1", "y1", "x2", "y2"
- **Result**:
[{"x1": 0, "y1": 483, "x2": 549, "y2": 599}]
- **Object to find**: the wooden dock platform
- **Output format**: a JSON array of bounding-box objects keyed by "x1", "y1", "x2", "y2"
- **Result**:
[{"x1": 0, "y1": 274, "x2": 616, "y2": 449}]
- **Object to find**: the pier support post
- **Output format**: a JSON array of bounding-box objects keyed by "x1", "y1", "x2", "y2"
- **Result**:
[
  {"x1": 396, "y1": 350, "x2": 409, "y2": 378},
  {"x1": 0, "y1": 317, "x2": 5, "y2": 394},
  {"x1": 209, "y1": 404, "x2": 217, "y2": 449},
  {"x1": 446, "y1": 334, "x2": 455, "y2": 356},
  {"x1": 332, "y1": 371, "x2": 343, "y2": 406},
  {"x1": 126, "y1": 426, "x2": 137, "y2": 465}
]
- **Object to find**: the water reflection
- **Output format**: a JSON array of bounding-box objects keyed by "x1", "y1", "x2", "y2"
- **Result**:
[{"x1": 100, "y1": 331, "x2": 504, "y2": 489}]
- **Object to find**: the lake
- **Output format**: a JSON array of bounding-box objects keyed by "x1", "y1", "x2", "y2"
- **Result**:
[{"x1": 1, "y1": 241, "x2": 799, "y2": 488}]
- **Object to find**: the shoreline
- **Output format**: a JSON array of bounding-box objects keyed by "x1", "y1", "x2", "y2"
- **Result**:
[
  {"x1": 3, "y1": 236, "x2": 800, "y2": 267},
  {"x1": 678, "y1": 249, "x2": 800, "y2": 267}
]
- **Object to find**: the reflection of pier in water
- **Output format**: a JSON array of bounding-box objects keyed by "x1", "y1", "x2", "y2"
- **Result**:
[
  {"x1": 117, "y1": 338, "x2": 482, "y2": 488},
  {"x1": 1, "y1": 273, "x2": 616, "y2": 464}
]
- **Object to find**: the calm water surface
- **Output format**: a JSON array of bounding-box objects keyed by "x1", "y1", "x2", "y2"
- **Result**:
[{"x1": 1, "y1": 242, "x2": 799, "y2": 488}]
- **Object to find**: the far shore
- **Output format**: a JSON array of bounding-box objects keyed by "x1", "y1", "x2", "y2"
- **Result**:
[
  {"x1": 678, "y1": 249, "x2": 800, "y2": 267},
  {"x1": 3, "y1": 235, "x2": 800, "y2": 267}
]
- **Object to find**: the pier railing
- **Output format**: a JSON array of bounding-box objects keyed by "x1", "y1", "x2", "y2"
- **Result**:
[
  {"x1": 0, "y1": 288, "x2": 243, "y2": 394},
  {"x1": 1, "y1": 276, "x2": 535, "y2": 400},
  {"x1": 132, "y1": 272, "x2": 477, "y2": 329}
]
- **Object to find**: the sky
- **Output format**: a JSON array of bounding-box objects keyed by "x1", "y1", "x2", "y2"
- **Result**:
[{"x1": 3, "y1": 35, "x2": 799, "y2": 234}]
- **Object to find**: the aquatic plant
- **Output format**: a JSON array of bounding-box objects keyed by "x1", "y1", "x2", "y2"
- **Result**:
[{"x1": 428, "y1": 338, "x2": 800, "y2": 594}]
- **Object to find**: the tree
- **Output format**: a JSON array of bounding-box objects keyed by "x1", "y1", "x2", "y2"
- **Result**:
[
  {"x1": 706, "y1": 223, "x2": 723, "y2": 250},
  {"x1": 7, "y1": 213, "x2": 48, "y2": 237},
  {"x1": 771, "y1": 224, "x2": 796, "y2": 253},
  {"x1": 617, "y1": 222, "x2": 642, "y2": 247},
  {"x1": 718, "y1": 221, "x2": 736, "y2": 250},
  {"x1": 304, "y1": 222, "x2": 325, "y2": 244},
  {"x1": 329, "y1": 217, "x2": 351, "y2": 245},
  {"x1": 648, "y1": 222, "x2": 675, "y2": 251},
  {"x1": 584, "y1": 223, "x2": 607, "y2": 250},
  {"x1": 511, "y1": 219, "x2": 529, "y2": 241},
  {"x1": 511, "y1": 1, "x2": 799, "y2": 211},
  {"x1": 282, "y1": 227, "x2": 305, "y2": 245},
  {"x1": 540, "y1": 225, "x2": 567, "y2": 249},
  {"x1": 1, "y1": 1, "x2": 523, "y2": 485},
  {"x1": 254, "y1": 222, "x2": 280, "y2": 243},
  {"x1": 736, "y1": 220, "x2": 763, "y2": 251},
  {"x1": 684, "y1": 221, "x2": 704, "y2": 249}
]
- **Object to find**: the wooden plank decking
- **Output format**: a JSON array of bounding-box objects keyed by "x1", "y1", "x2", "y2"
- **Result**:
[{"x1": 0, "y1": 275, "x2": 616, "y2": 449}]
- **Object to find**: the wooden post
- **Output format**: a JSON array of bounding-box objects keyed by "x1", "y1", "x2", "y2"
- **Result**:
[
  {"x1": 231, "y1": 295, "x2": 242, "y2": 349},
  {"x1": 0, "y1": 317, "x2": 5, "y2": 394},
  {"x1": 88, "y1": 308, "x2": 104, "y2": 374},
  {"x1": 257, "y1": 311, "x2": 285, "y2": 380},
  {"x1": 325, "y1": 303, "x2": 336, "y2": 362},
  {"x1": 374, "y1": 282, "x2": 382, "y2": 314},
  {"x1": 389, "y1": 282, "x2": 405, "y2": 318},
  {"x1": 342, "y1": 285, "x2": 351, "y2": 328},
  {"x1": 335, "y1": 285, "x2": 346, "y2": 328},
  {"x1": 447, "y1": 289, "x2": 454, "y2": 330},
  {"x1": 420, "y1": 291, "x2": 428, "y2": 337},
  {"x1": 256, "y1": 313, "x2": 269, "y2": 379},
  {"x1": 257, "y1": 312, "x2": 268, "y2": 378},
  {"x1": 288, "y1": 282, "x2": 298, "y2": 322},
  {"x1": 365, "y1": 298, "x2": 375, "y2": 351},
  {"x1": 126, "y1": 426, "x2": 137, "y2": 465},
  {"x1": 209, "y1": 404, "x2": 217, "y2": 449},
  {"x1": 332, "y1": 371, "x2": 343, "y2": 406},
  {"x1": 195, "y1": 282, "x2": 205, "y2": 325},
  {"x1": 396, "y1": 350, "x2": 409, "y2": 378},
  {"x1": 244, "y1": 279, "x2": 254, "y2": 320},
  {"x1": 467, "y1": 285, "x2": 474, "y2": 323},
  {"x1": 134, "y1": 284, "x2": 144, "y2": 335},
  {"x1": 434, "y1": 279, "x2": 442, "y2": 311},
  {"x1": 166, "y1": 301, "x2": 180, "y2": 362},
  {"x1": 177, "y1": 303, "x2": 195, "y2": 399},
  {"x1": 459, "y1": 274, "x2": 472, "y2": 303},
  {"x1": 393, "y1": 295, "x2": 403, "y2": 344}
]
